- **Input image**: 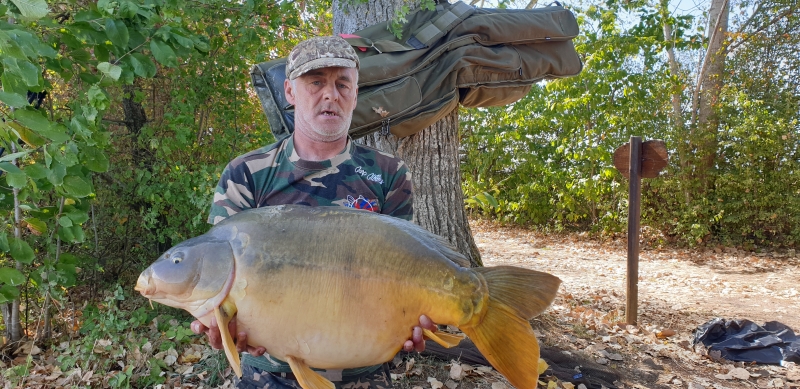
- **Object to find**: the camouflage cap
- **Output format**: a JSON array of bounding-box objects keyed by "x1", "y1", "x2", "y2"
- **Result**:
[{"x1": 286, "y1": 36, "x2": 360, "y2": 80}]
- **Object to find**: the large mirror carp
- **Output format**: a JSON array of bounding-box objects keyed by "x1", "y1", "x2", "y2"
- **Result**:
[{"x1": 135, "y1": 205, "x2": 561, "y2": 389}]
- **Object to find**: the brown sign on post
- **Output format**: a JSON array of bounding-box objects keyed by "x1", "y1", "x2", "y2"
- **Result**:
[
  {"x1": 613, "y1": 138, "x2": 668, "y2": 326},
  {"x1": 613, "y1": 140, "x2": 668, "y2": 179}
]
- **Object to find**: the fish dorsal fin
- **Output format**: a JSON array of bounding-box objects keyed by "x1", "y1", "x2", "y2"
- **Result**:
[
  {"x1": 423, "y1": 328, "x2": 465, "y2": 348},
  {"x1": 214, "y1": 301, "x2": 241, "y2": 377},
  {"x1": 286, "y1": 356, "x2": 335, "y2": 389}
]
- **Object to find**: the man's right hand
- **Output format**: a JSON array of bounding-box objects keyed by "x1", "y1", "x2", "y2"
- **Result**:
[{"x1": 191, "y1": 318, "x2": 267, "y2": 356}]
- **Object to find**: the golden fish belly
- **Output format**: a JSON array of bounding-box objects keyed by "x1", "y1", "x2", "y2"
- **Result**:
[{"x1": 230, "y1": 254, "x2": 479, "y2": 369}]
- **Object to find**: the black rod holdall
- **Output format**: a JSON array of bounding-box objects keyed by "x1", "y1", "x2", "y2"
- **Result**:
[{"x1": 250, "y1": 1, "x2": 583, "y2": 140}]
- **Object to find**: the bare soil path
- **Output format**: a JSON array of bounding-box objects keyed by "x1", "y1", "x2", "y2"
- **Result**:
[{"x1": 471, "y1": 220, "x2": 800, "y2": 389}]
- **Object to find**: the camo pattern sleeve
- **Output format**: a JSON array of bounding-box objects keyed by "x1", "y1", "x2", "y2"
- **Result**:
[{"x1": 208, "y1": 137, "x2": 413, "y2": 224}]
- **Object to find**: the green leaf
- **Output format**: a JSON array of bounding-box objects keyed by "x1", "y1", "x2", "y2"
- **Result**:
[
  {"x1": 0, "y1": 91, "x2": 28, "y2": 108},
  {"x1": 97, "y1": 62, "x2": 122, "y2": 81},
  {"x1": 81, "y1": 147, "x2": 109, "y2": 172},
  {"x1": 13, "y1": 108, "x2": 70, "y2": 142},
  {"x1": 58, "y1": 225, "x2": 74, "y2": 242},
  {"x1": 23, "y1": 163, "x2": 48, "y2": 180},
  {"x1": 0, "y1": 233, "x2": 9, "y2": 252},
  {"x1": 131, "y1": 53, "x2": 156, "y2": 77},
  {"x1": 3, "y1": 120, "x2": 47, "y2": 148},
  {"x1": 88, "y1": 85, "x2": 109, "y2": 111},
  {"x1": 62, "y1": 175, "x2": 93, "y2": 198},
  {"x1": 9, "y1": 0, "x2": 49, "y2": 20},
  {"x1": 0, "y1": 151, "x2": 32, "y2": 163},
  {"x1": 104, "y1": 18, "x2": 129, "y2": 48},
  {"x1": 192, "y1": 36, "x2": 210, "y2": 53},
  {"x1": 24, "y1": 217, "x2": 47, "y2": 235},
  {"x1": 170, "y1": 32, "x2": 194, "y2": 49},
  {"x1": 150, "y1": 39, "x2": 177, "y2": 68},
  {"x1": 0, "y1": 31, "x2": 26, "y2": 59},
  {"x1": 47, "y1": 161, "x2": 66, "y2": 186},
  {"x1": 0, "y1": 267, "x2": 25, "y2": 287},
  {"x1": 94, "y1": 43, "x2": 110, "y2": 63},
  {"x1": 6, "y1": 169, "x2": 27, "y2": 188},
  {"x1": 65, "y1": 208, "x2": 89, "y2": 224},
  {"x1": 0, "y1": 285, "x2": 21, "y2": 303},
  {"x1": 0, "y1": 162, "x2": 23, "y2": 175},
  {"x1": 58, "y1": 216, "x2": 73, "y2": 228},
  {"x1": 9, "y1": 237, "x2": 35, "y2": 264},
  {"x1": 125, "y1": 54, "x2": 145, "y2": 77},
  {"x1": 3, "y1": 57, "x2": 40, "y2": 87}
]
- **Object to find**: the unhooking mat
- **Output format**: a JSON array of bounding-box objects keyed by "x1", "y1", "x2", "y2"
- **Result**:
[{"x1": 692, "y1": 318, "x2": 800, "y2": 364}]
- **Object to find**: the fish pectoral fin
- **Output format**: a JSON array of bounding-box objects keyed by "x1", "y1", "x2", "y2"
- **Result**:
[
  {"x1": 423, "y1": 328, "x2": 465, "y2": 348},
  {"x1": 214, "y1": 306, "x2": 242, "y2": 378},
  {"x1": 286, "y1": 356, "x2": 335, "y2": 389}
]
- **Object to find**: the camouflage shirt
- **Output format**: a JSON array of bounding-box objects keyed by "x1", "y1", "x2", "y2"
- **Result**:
[
  {"x1": 208, "y1": 135, "x2": 413, "y2": 224},
  {"x1": 208, "y1": 135, "x2": 413, "y2": 377}
]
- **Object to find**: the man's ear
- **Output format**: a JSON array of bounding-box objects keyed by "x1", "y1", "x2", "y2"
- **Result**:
[{"x1": 284, "y1": 79, "x2": 295, "y2": 105}]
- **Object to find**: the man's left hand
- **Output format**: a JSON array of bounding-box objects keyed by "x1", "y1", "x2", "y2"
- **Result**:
[{"x1": 404, "y1": 315, "x2": 436, "y2": 353}]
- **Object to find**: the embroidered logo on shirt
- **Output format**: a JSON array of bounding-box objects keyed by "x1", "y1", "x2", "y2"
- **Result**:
[
  {"x1": 344, "y1": 195, "x2": 379, "y2": 212},
  {"x1": 354, "y1": 166, "x2": 384, "y2": 184}
]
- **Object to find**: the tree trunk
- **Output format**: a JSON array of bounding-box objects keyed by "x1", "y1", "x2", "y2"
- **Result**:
[
  {"x1": 332, "y1": 0, "x2": 482, "y2": 267},
  {"x1": 692, "y1": 0, "x2": 729, "y2": 186}
]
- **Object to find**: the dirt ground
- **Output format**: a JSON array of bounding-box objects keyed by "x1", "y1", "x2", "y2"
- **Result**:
[{"x1": 469, "y1": 219, "x2": 800, "y2": 389}]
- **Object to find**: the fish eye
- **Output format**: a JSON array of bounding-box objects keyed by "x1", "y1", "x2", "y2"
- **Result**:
[{"x1": 173, "y1": 256, "x2": 182, "y2": 264}]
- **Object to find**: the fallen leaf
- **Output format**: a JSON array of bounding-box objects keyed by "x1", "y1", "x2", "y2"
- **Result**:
[
  {"x1": 445, "y1": 379, "x2": 458, "y2": 389},
  {"x1": 428, "y1": 376, "x2": 443, "y2": 389},
  {"x1": 563, "y1": 383, "x2": 575, "y2": 389},
  {"x1": 491, "y1": 382, "x2": 507, "y2": 389},
  {"x1": 728, "y1": 367, "x2": 750, "y2": 380},
  {"x1": 656, "y1": 329, "x2": 677, "y2": 339},
  {"x1": 449, "y1": 363, "x2": 464, "y2": 380},
  {"x1": 538, "y1": 358, "x2": 549, "y2": 375}
]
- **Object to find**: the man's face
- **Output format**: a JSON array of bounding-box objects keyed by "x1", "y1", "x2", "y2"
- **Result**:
[{"x1": 285, "y1": 66, "x2": 359, "y2": 143}]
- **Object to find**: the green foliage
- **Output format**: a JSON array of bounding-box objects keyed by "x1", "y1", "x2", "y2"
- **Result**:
[{"x1": 461, "y1": 0, "x2": 800, "y2": 247}]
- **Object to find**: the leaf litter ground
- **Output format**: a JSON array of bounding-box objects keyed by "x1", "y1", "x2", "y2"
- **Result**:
[{"x1": 3, "y1": 219, "x2": 799, "y2": 388}]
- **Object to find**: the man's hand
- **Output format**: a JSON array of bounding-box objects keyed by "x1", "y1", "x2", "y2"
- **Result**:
[
  {"x1": 403, "y1": 315, "x2": 436, "y2": 353},
  {"x1": 191, "y1": 318, "x2": 267, "y2": 356}
]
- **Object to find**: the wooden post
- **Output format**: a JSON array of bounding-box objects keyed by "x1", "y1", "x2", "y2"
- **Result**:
[
  {"x1": 626, "y1": 136, "x2": 642, "y2": 325},
  {"x1": 613, "y1": 138, "x2": 668, "y2": 327}
]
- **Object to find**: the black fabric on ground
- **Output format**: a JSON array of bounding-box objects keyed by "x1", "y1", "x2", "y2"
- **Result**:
[
  {"x1": 403, "y1": 339, "x2": 620, "y2": 389},
  {"x1": 692, "y1": 318, "x2": 800, "y2": 364}
]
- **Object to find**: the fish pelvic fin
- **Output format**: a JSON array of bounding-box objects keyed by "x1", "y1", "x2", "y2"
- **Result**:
[
  {"x1": 423, "y1": 328, "x2": 465, "y2": 348},
  {"x1": 460, "y1": 266, "x2": 561, "y2": 389},
  {"x1": 286, "y1": 356, "x2": 335, "y2": 389},
  {"x1": 214, "y1": 301, "x2": 241, "y2": 377}
]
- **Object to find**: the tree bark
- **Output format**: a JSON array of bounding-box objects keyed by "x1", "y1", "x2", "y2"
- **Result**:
[
  {"x1": 692, "y1": 0, "x2": 729, "y2": 185},
  {"x1": 332, "y1": 0, "x2": 482, "y2": 267}
]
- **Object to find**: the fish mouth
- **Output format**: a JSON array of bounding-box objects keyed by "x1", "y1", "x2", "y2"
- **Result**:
[{"x1": 135, "y1": 269, "x2": 155, "y2": 296}]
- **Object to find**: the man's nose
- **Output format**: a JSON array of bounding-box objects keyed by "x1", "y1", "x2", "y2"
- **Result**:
[{"x1": 322, "y1": 82, "x2": 339, "y2": 101}]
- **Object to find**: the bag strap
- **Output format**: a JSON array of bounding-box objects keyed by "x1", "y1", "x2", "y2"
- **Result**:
[{"x1": 342, "y1": 1, "x2": 474, "y2": 53}]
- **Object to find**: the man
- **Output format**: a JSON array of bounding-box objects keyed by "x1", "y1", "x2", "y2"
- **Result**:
[{"x1": 191, "y1": 36, "x2": 436, "y2": 389}]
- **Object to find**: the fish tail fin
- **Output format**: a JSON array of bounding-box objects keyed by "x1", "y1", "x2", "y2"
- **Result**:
[{"x1": 461, "y1": 266, "x2": 561, "y2": 389}]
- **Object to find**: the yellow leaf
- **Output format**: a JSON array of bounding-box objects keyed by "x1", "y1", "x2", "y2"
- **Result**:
[{"x1": 538, "y1": 358, "x2": 549, "y2": 375}]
